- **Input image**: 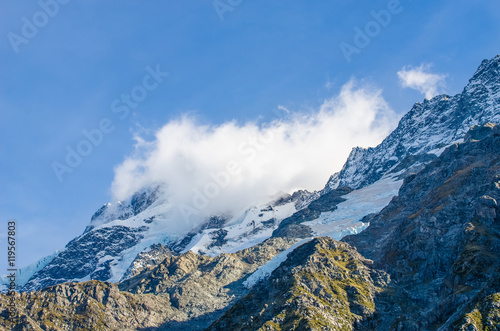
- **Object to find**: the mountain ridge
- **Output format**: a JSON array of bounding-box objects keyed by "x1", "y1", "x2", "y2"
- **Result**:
[
  {"x1": 1, "y1": 54, "x2": 500, "y2": 331},
  {"x1": 14, "y1": 54, "x2": 500, "y2": 293},
  {"x1": 324, "y1": 54, "x2": 500, "y2": 192}
]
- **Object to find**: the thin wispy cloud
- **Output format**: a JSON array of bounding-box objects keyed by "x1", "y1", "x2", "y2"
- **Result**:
[
  {"x1": 397, "y1": 64, "x2": 446, "y2": 99},
  {"x1": 111, "y1": 80, "x2": 398, "y2": 224}
]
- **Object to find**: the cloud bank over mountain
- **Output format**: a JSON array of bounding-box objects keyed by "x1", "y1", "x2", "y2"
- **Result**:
[{"x1": 111, "y1": 80, "x2": 398, "y2": 221}]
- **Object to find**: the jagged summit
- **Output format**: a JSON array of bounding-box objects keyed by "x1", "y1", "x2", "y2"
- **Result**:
[
  {"x1": 85, "y1": 184, "x2": 165, "y2": 233},
  {"x1": 325, "y1": 54, "x2": 500, "y2": 192}
]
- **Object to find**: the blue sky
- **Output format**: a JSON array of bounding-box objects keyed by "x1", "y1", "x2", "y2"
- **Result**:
[{"x1": 1, "y1": 0, "x2": 499, "y2": 269}]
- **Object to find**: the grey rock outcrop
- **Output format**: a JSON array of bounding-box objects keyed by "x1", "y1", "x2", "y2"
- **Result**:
[
  {"x1": 345, "y1": 123, "x2": 500, "y2": 329},
  {"x1": 207, "y1": 237, "x2": 390, "y2": 331},
  {"x1": 1, "y1": 237, "x2": 296, "y2": 330}
]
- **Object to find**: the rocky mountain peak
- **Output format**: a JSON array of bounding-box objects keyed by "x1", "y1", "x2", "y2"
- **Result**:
[
  {"x1": 86, "y1": 184, "x2": 164, "y2": 233},
  {"x1": 325, "y1": 54, "x2": 500, "y2": 192},
  {"x1": 469, "y1": 54, "x2": 500, "y2": 85}
]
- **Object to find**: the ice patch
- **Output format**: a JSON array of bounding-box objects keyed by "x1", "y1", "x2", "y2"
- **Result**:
[
  {"x1": 304, "y1": 175, "x2": 403, "y2": 239},
  {"x1": 185, "y1": 201, "x2": 298, "y2": 256}
]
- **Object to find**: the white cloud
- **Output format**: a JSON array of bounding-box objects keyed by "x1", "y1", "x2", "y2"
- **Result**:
[
  {"x1": 397, "y1": 64, "x2": 446, "y2": 99},
  {"x1": 111, "y1": 80, "x2": 398, "y2": 224}
]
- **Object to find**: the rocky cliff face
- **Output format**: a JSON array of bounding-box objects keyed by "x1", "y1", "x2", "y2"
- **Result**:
[
  {"x1": 121, "y1": 243, "x2": 174, "y2": 281},
  {"x1": 23, "y1": 225, "x2": 148, "y2": 292},
  {"x1": 22, "y1": 185, "x2": 168, "y2": 292},
  {"x1": 0, "y1": 280, "x2": 173, "y2": 331},
  {"x1": 345, "y1": 123, "x2": 500, "y2": 330}
]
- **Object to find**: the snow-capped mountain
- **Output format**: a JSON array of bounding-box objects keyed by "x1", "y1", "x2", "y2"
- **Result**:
[
  {"x1": 325, "y1": 55, "x2": 500, "y2": 192},
  {"x1": 5, "y1": 122, "x2": 500, "y2": 331},
  {"x1": 2, "y1": 54, "x2": 500, "y2": 331},
  {"x1": 11, "y1": 54, "x2": 500, "y2": 293},
  {"x1": 19, "y1": 185, "x2": 312, "y2": 292}
]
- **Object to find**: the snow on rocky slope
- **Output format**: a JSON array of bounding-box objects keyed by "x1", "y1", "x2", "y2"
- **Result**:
[
  {"x1": 245, "y1": 55, "x2": 500, "y2": 288},
  {"x1": 6, "y1": 55, "x2": 500, "y2": 293},
  {"x1": 17, "y1": 187, "x2": 312, "y2": 292},
  {"x1": 183, "y1": 200, "x2": 298, "y2": 256},
  {"x1": 325, "y1": 55, "x2": 500, "y2": 191}
]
